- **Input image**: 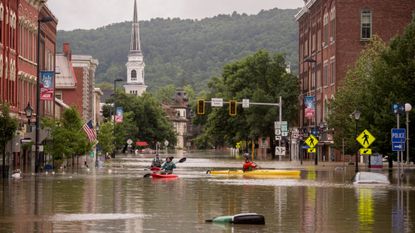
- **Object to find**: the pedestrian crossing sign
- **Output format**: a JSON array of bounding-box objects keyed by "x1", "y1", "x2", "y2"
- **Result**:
[
  {"x1": 359, "y1": 148, "x2": 372, "y2": 155},
  {"x1": 305, "y1": 135, "x2": 318, "y2": 148},
  {"x1": 356, "y1": 129, "x2": 375, "y2": 148}
]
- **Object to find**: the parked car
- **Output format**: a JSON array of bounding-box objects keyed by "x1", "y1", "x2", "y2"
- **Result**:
[{"x1": 353, "y1": 172, "x2": 390, "y2": 185}]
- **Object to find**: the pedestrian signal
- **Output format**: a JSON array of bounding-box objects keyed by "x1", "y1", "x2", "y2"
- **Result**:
[
  {"x1": 196, "y1": 99, "x2": 205, "y2": 115},
  {"x1": 229, "y1": 100, "x2": 237, "y2": 116}
]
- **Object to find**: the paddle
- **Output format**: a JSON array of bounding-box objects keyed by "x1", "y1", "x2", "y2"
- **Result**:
[{"x1": 143, "y1": 157, "x2": 186, "y2": 178}]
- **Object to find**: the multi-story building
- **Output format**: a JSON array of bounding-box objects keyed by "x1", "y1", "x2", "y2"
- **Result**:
[
  {"x1": 55, "y1": 43, "x2": 99, "y2": 122},
  {"x1": 162, "y1": 89, "x2": 192, "y2": 150},
  {"x1": 296, "y1": 0, "x2": 415, "y2": 161},
  {"x1": 0, "y1": 0, "x2": 57, "y2": 172}
]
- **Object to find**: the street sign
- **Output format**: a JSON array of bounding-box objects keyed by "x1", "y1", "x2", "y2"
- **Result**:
[
  {"x1": 275, "y1": 136, "x2": 282, "y2": 141},
  {"x1": 275, "y1": 146, "x2": 286, "y2": 156},
  {"x1": 391, "y1": 128, "x2": 406, "y2": 143},
  {"x1": 305, "y1": 135, "x2": 318, "y2": 148},
  {"x1": 211, "y1": 98, "x2": 224, "y2": 107},
  {"x1": 275, "y1": 129, "x2": 282, "y2": 136},
  {"x1": 307, "y1": 147, "x2": 316, "y2": 153},
  {"x1": 359, "y1": 148, "x2": 372, "y2": 155},
  {"x1": 164, "y1": 140, "x2": 169, "y2": 146},
  {"x1": 392, "y1": 103, "x2": 405, "y2": 114},
  {"x1": 281, "y1": 121, "x2": 288, "y2": 136},
  {"x1": 127, "y1": 139, "x2": 133, "y2": 145},
  {"x1": 392, "y1": 143, "x2": 405, "y2": 151},
  {"x1": 242, "y1": 99, "x2": 250, "y2": 108},
  {"x1": 356, "y1": 129, "x2": 375, "y2": 148}
]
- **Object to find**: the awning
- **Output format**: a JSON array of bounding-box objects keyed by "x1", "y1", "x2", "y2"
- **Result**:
[{"x1": 136, "y1": 141, "x2": 148, "y2": 147}]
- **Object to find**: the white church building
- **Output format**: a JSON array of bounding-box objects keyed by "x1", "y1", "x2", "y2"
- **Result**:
[{"x1": 123, "y1": 0, "x2": 147, "y2": 96}]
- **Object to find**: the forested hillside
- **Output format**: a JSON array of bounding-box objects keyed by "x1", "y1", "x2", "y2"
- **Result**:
[{"x1": 57, "y1": 8, "x2": 299, "y2": 92}]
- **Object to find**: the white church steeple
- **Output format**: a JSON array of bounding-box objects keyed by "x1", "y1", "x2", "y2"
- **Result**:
[{"x1": 124, "y1": 0, "x2": 147, "y2": 96}]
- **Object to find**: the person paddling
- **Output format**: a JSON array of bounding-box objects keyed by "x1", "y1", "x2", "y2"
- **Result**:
[
  {"x1": 242, "y1": 154, "x2": 257, "y2": 172},
  {"x1": 151, "y1": 154, "x2": 162, "y2": 168},
  {"x1": 161, "y1": 156, "x2": 176, "y2": 174}
]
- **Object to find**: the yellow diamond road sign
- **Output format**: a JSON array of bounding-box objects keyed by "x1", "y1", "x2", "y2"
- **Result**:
[
  {"x1": 308, "y1": 147, "x2": 316, "y2": 153},
  {"x1": 305, "y1": 135, "x2": 318, "y2": 148},
  {"x1": 359, "y1": 148, "x2": 372, "y2": 155},
  {"x1": 356, "y1": 129, "x2": 376, "y2": 148}
]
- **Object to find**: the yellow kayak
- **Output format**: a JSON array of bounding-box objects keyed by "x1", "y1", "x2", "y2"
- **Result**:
[{"x1": 207, "y1": 169, "x2": 301, "y2": 177}]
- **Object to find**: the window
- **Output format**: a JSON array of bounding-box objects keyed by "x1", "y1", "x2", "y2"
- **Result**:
[
  {"x1": 330, "y1": 7, "x2": 336, "y2": 42},
  {"x1": 361, "y1": 9, "x2": 372, "y2": 40},
  {"x1": 317, "y1": 69, "x2": 321, "y2": 88},
  {"x1": 317, "y1": 29, "x2": 321, "y2": 51},
  {"x1": 0, "y1": 4, "x2": 3, "y2": 44},
  {"x1": 323, "y1": 13, "x2": 329, "y2": 46},
  {"x1": 323, "y1": 63, "x2": 328, "y2": 86},
  {"x1": 330, "y1": 60, "x2": 336, "y2": 84},
  {"x1": 131, "y1": 70, "x2": 137, "y2": 81},
  {"x1": 55, "y1": 91, "x2": 62, "y2": 100},
  {"x1": 311, "y1": 66, "x2": 316, "y2": 90}
]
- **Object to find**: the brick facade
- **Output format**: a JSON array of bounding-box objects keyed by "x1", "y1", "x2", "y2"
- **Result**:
[{"x1": 296, "y1": 0, "x2": 415, "y2": 161}]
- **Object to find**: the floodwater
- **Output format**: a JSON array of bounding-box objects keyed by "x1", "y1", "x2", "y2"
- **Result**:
[{"x1": 0, "y1": 152, "x2": 414, "y2": 233}]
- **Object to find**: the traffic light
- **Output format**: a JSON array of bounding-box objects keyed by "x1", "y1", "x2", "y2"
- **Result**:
[
  {"x1": 229, "y1": 100, "x2": 237, "y2": 116},
  {"x1": 196, "y1": 99, "x2": 205, "y2": 115}
]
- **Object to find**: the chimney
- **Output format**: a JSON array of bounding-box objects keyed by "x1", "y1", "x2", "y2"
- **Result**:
[{"x1": 63, "y1": 42, "x2": 71, "y2": 61}]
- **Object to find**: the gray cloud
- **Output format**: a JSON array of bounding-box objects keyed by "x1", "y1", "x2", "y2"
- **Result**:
[{"x1": 48, "y1": 0, "x2": 303, "y2": 30}]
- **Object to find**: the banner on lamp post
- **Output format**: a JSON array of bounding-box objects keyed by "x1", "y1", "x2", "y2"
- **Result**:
[
  {"x1": 304, "y1": 96, "x2": 315, "y2": 119},
  {"x1": 40, "y1": 71, "x2": 54, "y2": 101},
  {"x1": 115, "y1": 107, "x2": 123, "y2": 123}
]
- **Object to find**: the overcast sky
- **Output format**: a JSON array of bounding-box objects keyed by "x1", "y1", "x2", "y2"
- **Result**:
[{"x1": 47, "y1": 0, "x2": 304, "y2": 31}]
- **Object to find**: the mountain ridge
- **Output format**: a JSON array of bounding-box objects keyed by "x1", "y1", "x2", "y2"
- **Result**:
[{"x1": 56, "y1": 8, "x2": 299, "y2": 92}]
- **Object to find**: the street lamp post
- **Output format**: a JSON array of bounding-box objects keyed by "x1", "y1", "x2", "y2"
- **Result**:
[
  {"x1": 24, "y1": 103, "x2": 33, "y2": 132},
  {"x1": 351, "y1": 110, "x2": 361, "y2": 173},
  {"x1": 112, "y1": 78, "x2": 123, "y2": 158},
  {"x1": 405, "y1": 103, "x2": 412, "y2": 164},
  {"x1": 35, "y1": 16, "x2": 53, "y2": 174},
  {"x1": 304, "y1": 57, "x2": 318, "y2": 165}
]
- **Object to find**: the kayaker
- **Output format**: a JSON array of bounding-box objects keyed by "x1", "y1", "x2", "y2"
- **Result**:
[
  {"x1": 151, "y1": 154, "x2": 162, "y2": 168},
  {"x1": 242, "y1": 154, "x2": 257, "y2": 172},
  {"x1": 161, "y1": 156, "x2": 176, "y2": 174}
]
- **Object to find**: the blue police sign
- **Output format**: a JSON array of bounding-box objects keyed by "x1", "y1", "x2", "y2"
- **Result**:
[{"x1": 391, "y1": 128, "x2": 406, "y2": 143}]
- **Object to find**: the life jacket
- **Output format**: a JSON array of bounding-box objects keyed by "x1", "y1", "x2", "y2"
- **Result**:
[{"x1": 243, "y1": 161, "x2": 257, "y2": 171}]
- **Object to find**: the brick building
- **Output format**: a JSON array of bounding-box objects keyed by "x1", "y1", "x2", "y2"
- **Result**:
[
  {"x1": 55, "y1": 43, "x2": 100, "y2": 122},
  {"x1": 0, "y1": 0, "x2": 57, "y2": 172},
  {"x1": 296, "y1": 0, "x2": 415, "y2": 161}
]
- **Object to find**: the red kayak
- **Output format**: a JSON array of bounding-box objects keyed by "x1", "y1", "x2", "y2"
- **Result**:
[
  {"x1": 151, "y1": 173, "x2": 178, "y2": 179},
  {"x1": 150, "y1": 167, "x2": 161, "y2": 171}
]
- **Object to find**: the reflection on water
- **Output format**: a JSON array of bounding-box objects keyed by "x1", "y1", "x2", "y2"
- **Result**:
[
  {"x1": 0, "y1": 155, "x2": 414, "y2": 233},
  {"x1": 357, "y1": 189, "x2": 374, "y2": 232}
]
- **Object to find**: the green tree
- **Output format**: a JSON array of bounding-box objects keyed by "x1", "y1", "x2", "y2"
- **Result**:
[
  {"x1": 0, "y1": 104, "x2": 18, "y2": 178},
  {"x1": 328, "y1": 37, "x2": 386, "y2": 154},
  {"x1": 329, "y1": 18, "x2": 415, "y2": 161},
  {"x1": 57, "y1": 8, "x2": 299, "y2": 92},
  {"x1": 195, "y1": 50, "x2": 299, "y2": 151},
  {"x1": 369, "y1": 18, "x2": 415, "y2": 159},
  {"x1": 97, "y1": 121, "x2": 115, "y2": 155},
  {"x1": 114, "y1": 111, "x2": 138, "y2": 151},
  {"x1": 44, "y1": 107, "x2": 92, "y2": 168},
  {"x1": 154, "y1": 84, "x2": 176, "y2": 104},
  {"x1": 112, "y1": 92, "x2": 177, "y2": 148}
]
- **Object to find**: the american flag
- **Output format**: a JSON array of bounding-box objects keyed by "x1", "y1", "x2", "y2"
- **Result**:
[{"x1": 82, "y1": 120, "x2": 97, "y2": 142}]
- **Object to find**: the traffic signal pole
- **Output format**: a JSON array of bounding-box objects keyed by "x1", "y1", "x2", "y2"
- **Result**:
[{"x1": 198, "y1": 97, "x2": 283, "y2": 159}]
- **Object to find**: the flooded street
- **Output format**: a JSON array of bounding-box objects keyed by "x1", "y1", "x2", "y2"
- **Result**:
[{"x1": 1, "y1": 153, "x2": 414, "y2": 233}]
